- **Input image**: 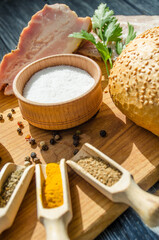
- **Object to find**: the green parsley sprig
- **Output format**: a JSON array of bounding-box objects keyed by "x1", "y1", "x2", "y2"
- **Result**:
[
  {"x1": 69, "y1": 3, "x2": 136, "y2": 76},
  {"x1": 116, "y1": 23, "x2": 136, "y2": 55}
]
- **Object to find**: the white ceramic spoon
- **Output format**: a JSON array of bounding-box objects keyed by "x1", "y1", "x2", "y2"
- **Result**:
[
  {"x1": 35, "y1": 159, "x2": 72, "y2": 240},
  {"x1": 67, "y1": 143, "x2": 159, "y2": 228},
  {"x1": 0, "y1": 163, "x2": 35, "y2": 233}
]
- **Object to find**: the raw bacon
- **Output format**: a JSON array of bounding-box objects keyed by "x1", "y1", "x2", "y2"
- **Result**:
[{"x1": 0, "y1": 4, "x2": 91, "y2": 95}]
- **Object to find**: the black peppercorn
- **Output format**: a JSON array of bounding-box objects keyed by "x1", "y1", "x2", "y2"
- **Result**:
[
  {"x1": 73, "y1": 149, "x2": 79, "y2": 155},
  {"x1": 0, "y1": 114, "x2": 3, "y2": 120},
  {"x1": 7, "y1": 113, "x2": 12, "y2": 119},
  {"x1": 17, "y1": 128, "x2": 22, "y2": 134},
  {"x1": 29, "y1": 138, "x2": 36, "y2": 145},
  {"x1": 11, "y1": 108, "x2": 15, "y2": 113},
  {"x1": 100, "y1": 130, "x2": 107, "y2": 137},
  {"x1": 42, "y1": 144, "x2": 49, "y2": 151},
  {"x1": 31, "y1": 152, "x2": 36, "y2": 159},
  {"x1": 50, "y1": 138, "x2": 56, "y2": 145},
  {"x1": 73, "y1": 134, "x2": 80, "y2": 141},
  {"x1": 73, "y1": 139, "x2": 79, "y2": 147},
  {"x1": 0, "y1": 157, "x2": 2, "y2": 162},
  {"x1": 54, "y1": 134, "x2": 61, "y2": 141}
]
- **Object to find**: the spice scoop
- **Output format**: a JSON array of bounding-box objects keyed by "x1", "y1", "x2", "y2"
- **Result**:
[
  {"x1": 35, "y1": 159, "x2": 72, "y2": 240},
  {"x1": 0, "y1": 163, "x2": 35, "y2": 233},
  {"x1": 67, "y1": 143, "x2": 159, "y2": 228}
]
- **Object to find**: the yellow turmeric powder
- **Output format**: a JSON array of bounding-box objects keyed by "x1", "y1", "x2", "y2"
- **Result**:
[{"x1": 42, "y1": 163, "x2": 63, "y2": 208}]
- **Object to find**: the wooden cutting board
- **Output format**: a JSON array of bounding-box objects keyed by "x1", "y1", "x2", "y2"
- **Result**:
[{"x1": 0, "y1": 60, "x2": 159, "y2": 240}]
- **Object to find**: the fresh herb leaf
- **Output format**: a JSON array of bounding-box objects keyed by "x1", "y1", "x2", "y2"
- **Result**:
[
  {"x1": 92, "y1": 3, "x2": 114, "y2": 40},
  {"x1": 104, "y1": 19, "x2": 122, "y2": 43},
  {"x1": 69, "y1": 30, "x2": 96, "y2": 45},
  {"x1": 108, "y1": 47, "x2": 112, "y2": 57},
  {"x1": 96, "y1": 42, "x2": 110, "y2": 62},
  {"x1": 91, "y1": 3, "x2": 122, "y2": 74},
  {"x1": 92, "y1": 3, "x2": 122, "y2": 45},
  {"x1": 92, "y1": 3, "x2": 123, "y2": 74},
  {"x1": 96, "y1": 42, "x2": 111, "y2": 74},
  {"x1": 116, "y1": 41, "x2": 123, "y2": 55},
  {"x1": 69, "y1": 3, "x2": 136, "y2": 76},
  {"x1": 115, "y1": 23, "x2": 136, "y2": 55},
  {"x1": 125, "y1": 22, "x2": 136, "y2": 45},
  {"x1": 69, "y1": 31, "x2": 111, "y2": 75}
]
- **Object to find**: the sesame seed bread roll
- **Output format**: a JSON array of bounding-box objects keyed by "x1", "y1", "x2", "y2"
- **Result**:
[{"x1": 109, "y1": 27, "x2": 159, "y2": 136}]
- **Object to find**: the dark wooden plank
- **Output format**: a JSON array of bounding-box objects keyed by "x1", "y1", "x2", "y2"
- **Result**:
[
  {"x1": 0, "y1": 0, "x2": 44, "y2": 56},
  {"x1": 46, "y1": 0, "x2": 143, "y2": 16},
  {"x1": 0, "y1": 38, "x2": 10, "y2": 57},
  {"x1": 124, "y1": 0, "x2": 159, "y2": 15},
  {"x1": 96, "y1": 204, "x2": 159, "y2": 240}
]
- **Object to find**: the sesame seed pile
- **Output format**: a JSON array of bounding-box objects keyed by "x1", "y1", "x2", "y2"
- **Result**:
[{"x1": 77, "y1": 156, "x2": 122, "y2": 187}]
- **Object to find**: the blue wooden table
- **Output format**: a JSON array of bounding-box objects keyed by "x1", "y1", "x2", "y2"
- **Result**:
[{"x1": 0, "y1": 0, "x2": 159, "y2": 239}]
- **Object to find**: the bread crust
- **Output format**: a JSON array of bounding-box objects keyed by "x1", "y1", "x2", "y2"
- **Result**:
[{"x1": 109, "y1": 27, "x2": 159, "y2": 136}]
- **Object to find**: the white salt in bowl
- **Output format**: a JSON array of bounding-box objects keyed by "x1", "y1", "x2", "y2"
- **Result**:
[{"x1": 13, "y1": 54, "x2": 102, "y2": 130}]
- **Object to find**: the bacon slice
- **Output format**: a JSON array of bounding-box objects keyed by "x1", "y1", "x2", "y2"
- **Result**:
[{"x1": 0, "y1": 4, "x2": 91, "y2": 95}]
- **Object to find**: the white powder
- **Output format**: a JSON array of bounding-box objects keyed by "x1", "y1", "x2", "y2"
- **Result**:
[{"x1": 23, "y1": 65, "x2": 95, "y2": 103}]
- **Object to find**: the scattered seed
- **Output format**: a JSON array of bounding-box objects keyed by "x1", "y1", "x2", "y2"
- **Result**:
[
  {"x1": 24, "y1": 156, "x2": 30, "y2": 162},
  {"x1": 40, "y1": 141, "x2": 46, "y2": 147},
  {"x1": 17, "y1": 128, "x2": 22, "y2": 134},
  {"x1": 73, "y1": 139, "x2": 79, "y2": 147},
  {"x1": 29, "y1": 138, "x2": 36, "y2": 145},
  {"x1": 75, "y1": 130, "x2": 81, "y2": 135},
  {"x1": 50, "y1": 138, "x2": 56, "y2": 145},
  {"x1": 17, "y1": 121, "x2": 23, "y2": 127},
  {"x1": 31, "y1": 152, "x2": 36, "y2": 159},
  {"x1": 73, "y1": 149, "x2": 79, "y2": 155},
  {"x1": 0, "y1": 114, "x2": 3, "y2": 120},
  {"x1": 7, "y1": 113, "x2": 12, "y2": 119},
  {"x1": 73, "y1": 134, "x2": 80, "y2": 141},
  {"x1": 33, "y1": 157, "x2": 40, "y2": 164},
  {"x1": 11, "y1": 109, "x2": 15, "y2": 113},
  {"x1": 0, "y1": 157, "x2": 2, "y2": 163},
  {"x1": 42, "y1": 144, "x2": 49, "y2": 151},
  {"x1": 100, "y1": 130, "x2": 107, "y2": 137},
  {"x1": 54, "y1": 134, "x2": 61, "y2": 141},
  {"x1": 25, "y1": 134, "x2": 31, "y2": 140}
]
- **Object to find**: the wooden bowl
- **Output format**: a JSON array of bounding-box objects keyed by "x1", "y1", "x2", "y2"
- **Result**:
[{"x1": 13, "y1": 54, "x2": 102, "y2": 130}]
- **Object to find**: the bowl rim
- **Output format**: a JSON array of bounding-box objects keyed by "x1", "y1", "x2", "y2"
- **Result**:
[{"x1": 13, "y1": 54, "x2": 102, "y2": 106}]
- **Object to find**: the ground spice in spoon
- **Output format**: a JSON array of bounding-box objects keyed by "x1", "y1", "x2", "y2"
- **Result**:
[
  {"x1": 77, "y1": 156, "x2": 122, "y2": 187},
  {"x1": 0, "y1": 168, "x2": 24, "y2": 207},
  {"x1": 42, "y1": 163, "x2": 63, "y2": 208}
]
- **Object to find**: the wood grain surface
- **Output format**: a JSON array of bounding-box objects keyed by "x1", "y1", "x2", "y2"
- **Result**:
[{"x1": 0, "y1": 59, "x2": 159, "y2": 240}]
